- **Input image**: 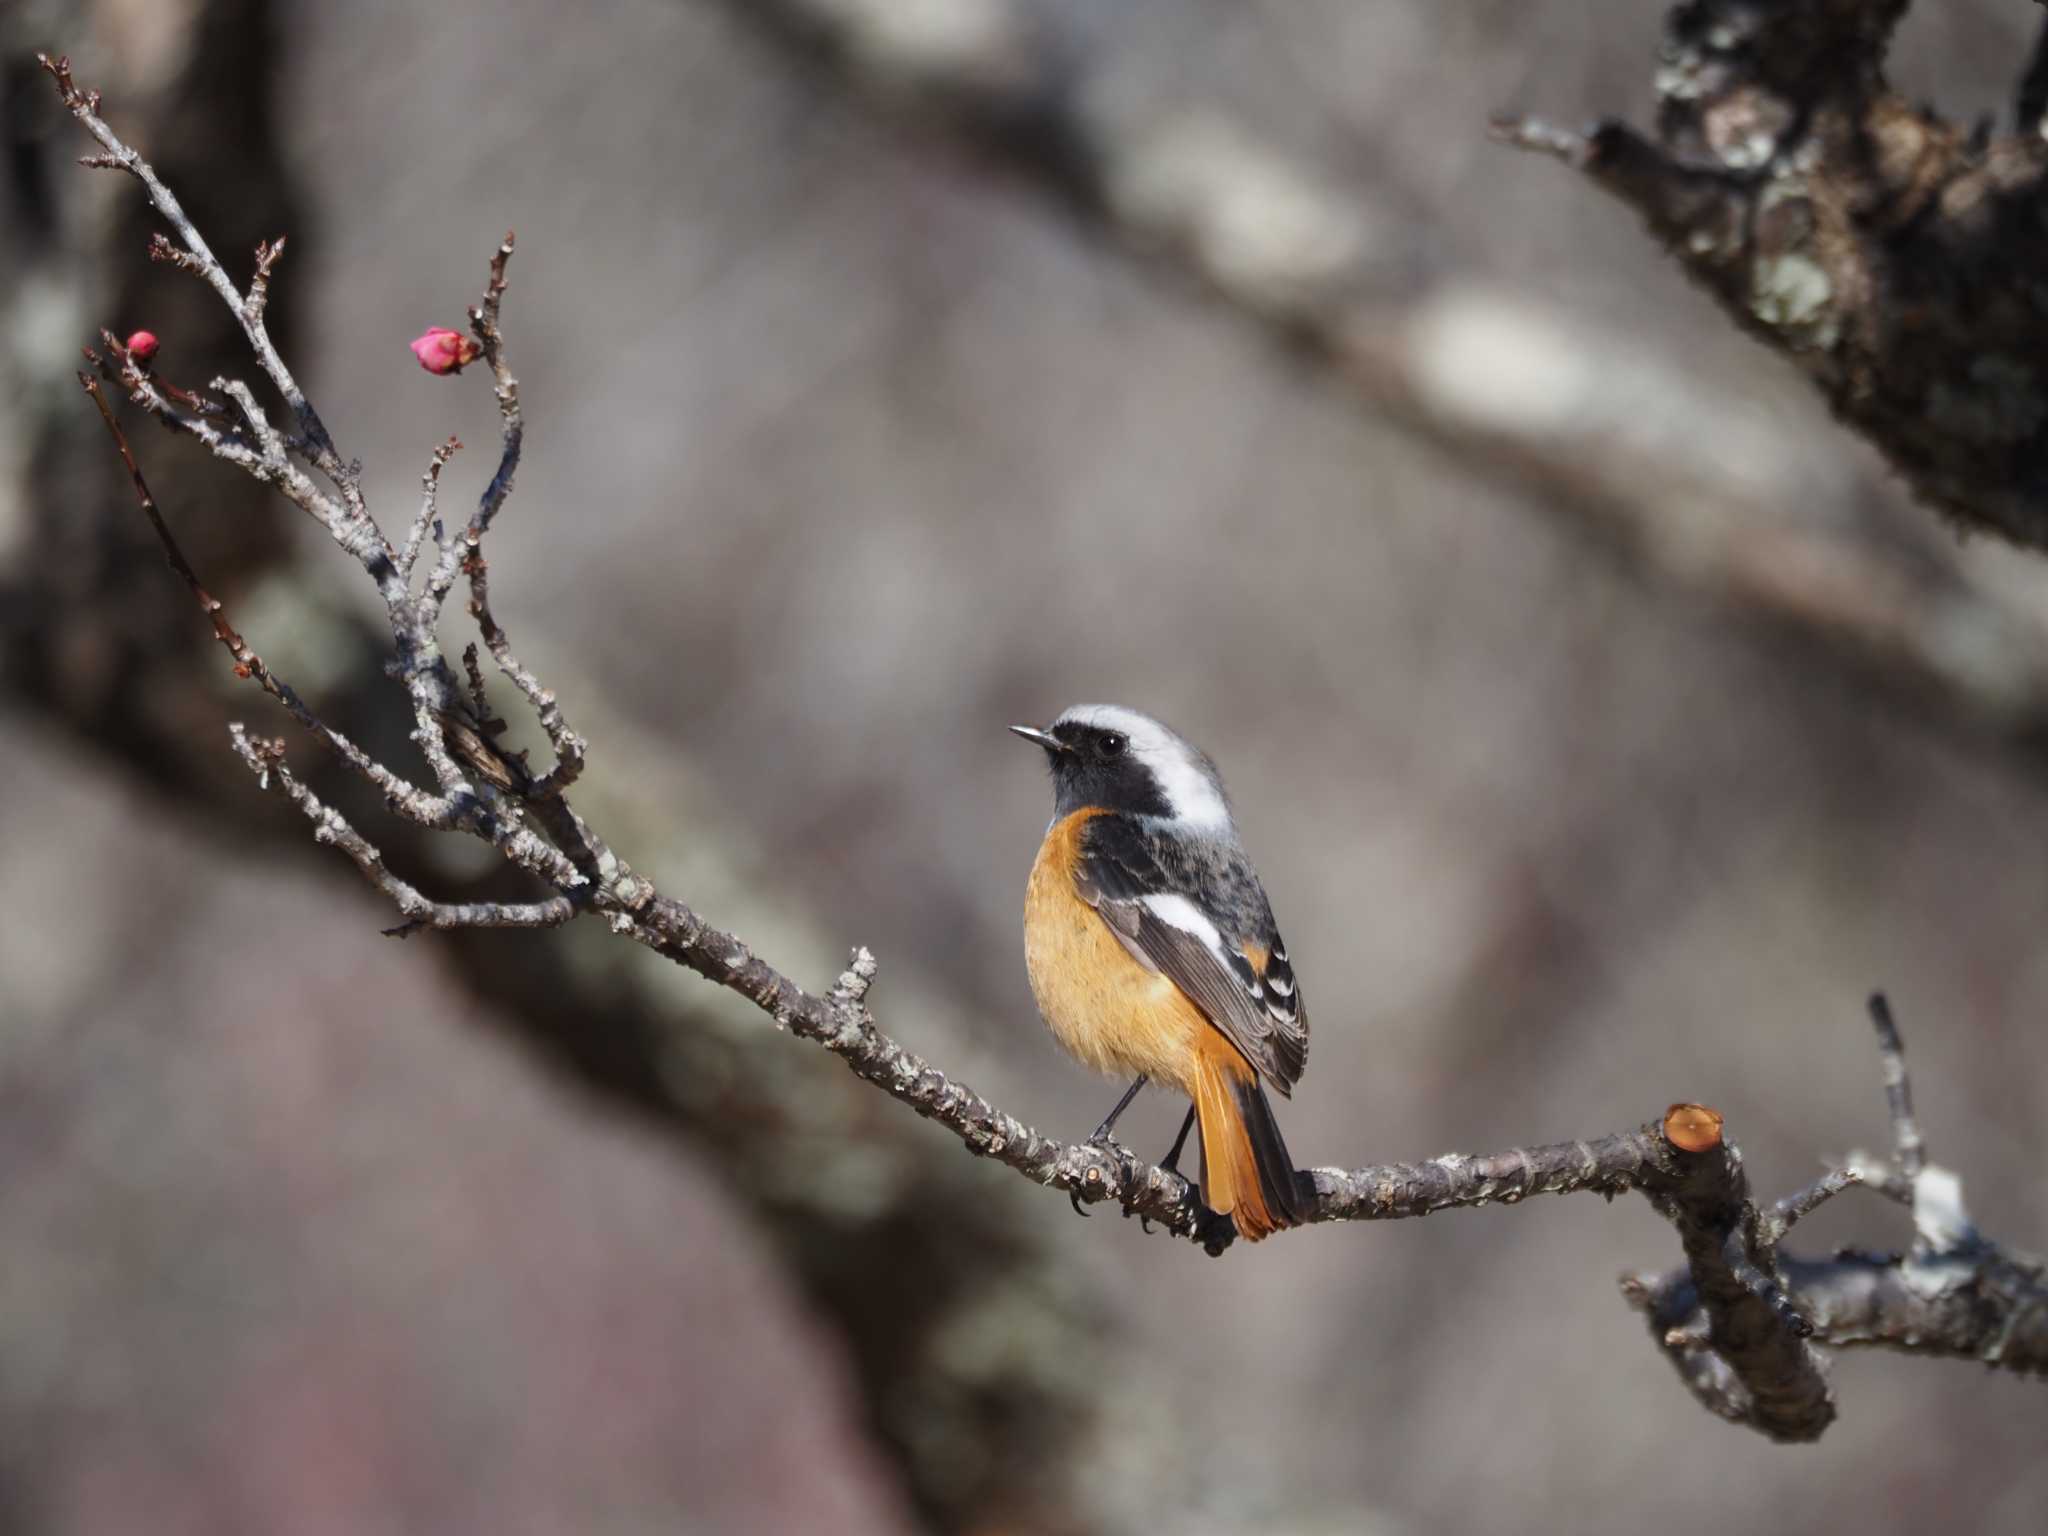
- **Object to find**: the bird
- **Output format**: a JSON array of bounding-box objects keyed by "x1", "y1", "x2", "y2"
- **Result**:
[{"x1": 1011, "y1": 704, "x2": 1309, "y2": 1240}]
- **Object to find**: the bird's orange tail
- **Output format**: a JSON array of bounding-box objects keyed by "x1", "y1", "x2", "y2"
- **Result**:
[{"x1": 1192, "y1": 1033, "x2": 1306, "y2": 1241}]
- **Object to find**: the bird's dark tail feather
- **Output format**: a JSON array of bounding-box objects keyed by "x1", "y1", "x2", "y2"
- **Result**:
[{"x1": 1194, "y1": 1039, "x2": 1307, "y2": 1242}]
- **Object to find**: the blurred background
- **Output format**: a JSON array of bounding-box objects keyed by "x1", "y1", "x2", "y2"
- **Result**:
[{"x1": 4, "y1": 1, "x2": 2047, "y2": 1531}]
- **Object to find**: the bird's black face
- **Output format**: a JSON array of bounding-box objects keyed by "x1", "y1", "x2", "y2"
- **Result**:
[{"x1": 1010, "y1": 720, "x2": 1173, "y2": 820}]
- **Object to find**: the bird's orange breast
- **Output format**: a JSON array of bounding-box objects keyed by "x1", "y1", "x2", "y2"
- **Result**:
[{"x1": 1023, "y1": 809, "x2": 1209, "y2": 1093}]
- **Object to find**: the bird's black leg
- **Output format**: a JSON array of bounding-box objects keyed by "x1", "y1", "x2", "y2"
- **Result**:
[
  {"x1": 1159, "y1": 1105, "x2": 1196, "y2": 1174},
  {"x1": 1072, "y1": 1075, "x2": 1149, "y2": 1216},
  {"x1": 1137, "y1": 1105, "x2": 1201, "y2": 1233},
  {"x1": 1087, "y1": 1075, "x2": 1148, "y2": 1146}
]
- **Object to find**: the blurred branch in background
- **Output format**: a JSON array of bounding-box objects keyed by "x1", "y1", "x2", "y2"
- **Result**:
[
  {"x1": 42, "y1": 54, "x2": 2046, "y2": 1476},
  {"x1": 721, "y1": 0, "x2": 2048, "y2": 763}
]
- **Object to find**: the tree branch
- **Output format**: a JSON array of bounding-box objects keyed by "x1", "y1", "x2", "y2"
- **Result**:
[
  {"x1": 1496, "y1": 0, "x2": 2048, "y2": 550},
  {"x1": 41, "y1": 50, "x2": 2044, "y2": 1454},
  {"x1": 1623, "y1": 996, "x2": 2046, "y2": 1436}
]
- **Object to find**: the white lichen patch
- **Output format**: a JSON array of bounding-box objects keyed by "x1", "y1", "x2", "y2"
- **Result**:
[
  {"x1": 1751, "y1": 253, "x2": 1838, "y2": 348},
  {"x1": 1911, "y1": 1164, "x2": 1978, "y2": 1254}
]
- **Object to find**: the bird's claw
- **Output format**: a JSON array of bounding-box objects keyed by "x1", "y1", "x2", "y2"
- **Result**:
[{"x1": 1068, "y1": 1187, "x2": 1091, "y2": 1217}]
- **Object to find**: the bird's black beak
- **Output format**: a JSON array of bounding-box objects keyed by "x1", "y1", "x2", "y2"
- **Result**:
[{"x1": 1009, "y1": 724, "x2": 1068, "y2": 755}]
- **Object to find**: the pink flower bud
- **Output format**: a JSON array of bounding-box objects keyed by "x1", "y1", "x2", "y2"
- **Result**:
[
  {"x1": 410, "y1": 326, "x2": 481, "y2": 376},
  {"x1": 126, "y1": 330, "x2": 160, "y2": 364}
]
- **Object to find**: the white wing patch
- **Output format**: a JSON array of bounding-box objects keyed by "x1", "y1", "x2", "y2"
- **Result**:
[
  {"x1": 1140, "y1": 892, "x2": 1229, "y2": 952},
  {"x1": 1144, "y1": 891, "x2": 1288, "y2": 1019}
]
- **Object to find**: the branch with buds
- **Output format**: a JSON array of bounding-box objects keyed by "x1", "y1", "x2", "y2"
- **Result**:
[{"x1": 40, "y1": 50, "x2": 2044, "y2": 1446}]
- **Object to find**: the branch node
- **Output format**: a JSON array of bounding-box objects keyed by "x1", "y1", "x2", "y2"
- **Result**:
[
  {"x1": 832, "y1": 947, "x2": 880, "y2": 1004},
  {"x1": 247, "y1": 234, "x2": 287, "y2": 324},
  {"x1": 147, "y1": 232, "x2": 205, "y2": 278}
]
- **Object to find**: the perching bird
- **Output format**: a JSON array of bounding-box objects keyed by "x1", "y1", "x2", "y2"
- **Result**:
[{"x1": 1012, "y1": 705, "x2": 1308, "y2": 1240}]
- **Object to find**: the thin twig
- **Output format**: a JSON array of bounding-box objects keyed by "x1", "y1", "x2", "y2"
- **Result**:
[
  {"x1": 76, "y1": 368, "x2": 448, "y2": 823},
  {"x1": 1768, "y1": 1167, "x2": 1863, "y2": 1242},
  {"x1": 39, "y1": 52, "x2": 392, "y2": 589},
  {"x1": 247, "y1": 235, "x2": 286, "y2": 326},
  {"x1": 1867, "y1": 992, "x2": 1926, "y2": 1178},
  {"x1": 229, "y1": 727, "x2": 574, "y2": 934},
  {"x1": 465, "y1": 538, "x2": 586, "y2": 797},
  {"x1": 424, "y1": 233, "x2": 521, "y2": 619},
  {"x1": 402, "y1": 436, "x2": 461, "y2": 584}
]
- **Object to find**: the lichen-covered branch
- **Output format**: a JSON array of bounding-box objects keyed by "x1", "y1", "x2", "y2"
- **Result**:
[
  {"x1": 41, "y1": 51, "x2": 2044, "y2": 1456},
  {"x1": 1496, "y1": 0, "x2": 2048, "y2": 549}
]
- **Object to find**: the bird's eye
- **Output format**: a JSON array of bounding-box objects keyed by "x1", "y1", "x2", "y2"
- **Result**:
[{"x1": 1100, "y1": 732, "x2": 1127, "y2": 758}]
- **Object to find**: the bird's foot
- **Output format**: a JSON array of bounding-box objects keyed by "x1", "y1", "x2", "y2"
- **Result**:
[{"x1": 1195, "y1": 1206, "x2": 1237, "y2": 1256}]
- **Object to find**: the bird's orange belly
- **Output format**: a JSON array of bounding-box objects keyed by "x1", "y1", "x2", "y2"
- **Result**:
[{"x1": 1024, "y1": 812, "x2": 1206, "y2": 1093}]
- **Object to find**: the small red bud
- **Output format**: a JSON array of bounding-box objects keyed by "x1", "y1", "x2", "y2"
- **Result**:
[
  {"x1": 126, "y1": 330, "x2": 160, "y2": 364},
  {"x1": 410, "y1": 326, "x2": 481, "y2": 376}
]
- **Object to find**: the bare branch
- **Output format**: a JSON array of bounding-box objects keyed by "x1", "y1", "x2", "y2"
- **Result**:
[
  {"x1": 1866, "y1": 991, "x2": 1927, "y2": 1179},
  {"x1": 39, "y1": 52, "x2": 391, "y2": 587},
  {"x1": 1626, "y1": 1000, "x2": 2047, "y2": 1436},
  {"x1": 465, "y1": 538, "x2": 587, "y2": 798},
  {"x1": 76, "y1": 368, "x2": 450, "y2": 823},
  {"x1": 1768, "y1": 1167, "x2": 1863, "y2": 1243},
  {"x1": 147, "y1": 231, "x2": 207, "y2": 279},
  {"x1": 247, "y1": 235, "x2": 286, "y2": 327},
  {"x1": 424, "y1": 233, "x2": 522, "y2": 621},
  {"x1": 402, "y1": 436, "x2": 461, "y2": 584},
  {"x1": 229, "y1": 727, "x2": 575, "y2": 935},
  {"x1": 468, "y1": 232, "x2": 522, "y2": 536},
  {"x1": 39, "y1": 60, "x2": 547, "y2": 851}
]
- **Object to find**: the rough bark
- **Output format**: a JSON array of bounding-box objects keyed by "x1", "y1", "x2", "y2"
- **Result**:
[{"x1": 1497, "y1": 1, "x2": 2048, "y2": 549}]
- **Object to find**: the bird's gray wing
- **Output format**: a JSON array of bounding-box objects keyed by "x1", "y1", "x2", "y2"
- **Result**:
[{"x1": 1075, "y1": 813, "x2": 1308, "y2": 1094}]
